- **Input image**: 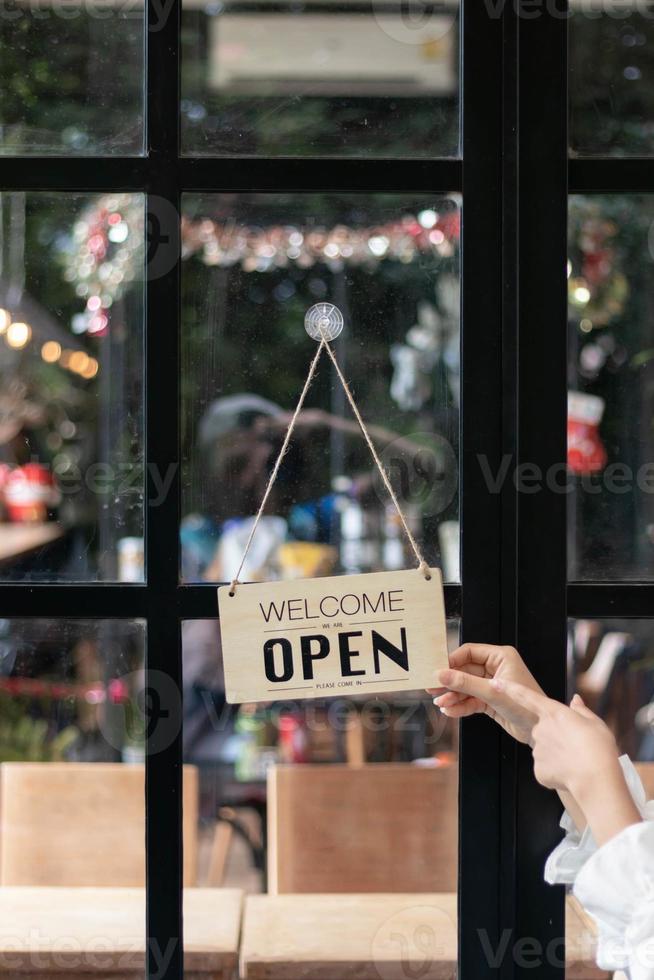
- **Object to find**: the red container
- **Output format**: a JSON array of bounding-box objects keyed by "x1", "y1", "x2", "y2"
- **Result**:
[{"x1": 4, "y1": 463, "x2": 60, "y2": 523}]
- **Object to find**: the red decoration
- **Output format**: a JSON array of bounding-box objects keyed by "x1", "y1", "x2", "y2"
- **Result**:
[{"x1": 567, "y1": 391, "x2": 607, "y2": 476}]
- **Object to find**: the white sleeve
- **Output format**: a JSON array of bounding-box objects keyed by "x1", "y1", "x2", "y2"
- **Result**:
[
  {"x1": 573, "y1": 820, "x2": 654, "y2": 978},
  {"x1": 544, "y1": 756, "x2": 653, "y2": 886}
]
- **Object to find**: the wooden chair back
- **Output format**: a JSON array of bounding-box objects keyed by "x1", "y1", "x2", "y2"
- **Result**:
[
  {"x1": 267, "y1": 763, "x2": 457, "y2": 894},
  {"x1": 0, "y1": 762, "x2": 198, "y2": 887}
]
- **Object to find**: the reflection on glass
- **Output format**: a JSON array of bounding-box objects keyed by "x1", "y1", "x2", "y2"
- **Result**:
[
  {"x1": 0, "y1": 0, "x2": 144, "y2": 155},
  {"x1": 0, "y1": 619, "x2": 146, "y2": 971},
  {"x1": 569, "y1": 618, "x2": 654, "y2": 765},
  {"x1": 182, "y1": 618, "x2": 459, "y2": 894},
  {"x1": 0, "y1": 619, "x2": 146, "y2": 765},
  {"x1": 568, "y1": 195, "x2": 654, "y2": 580},
  {"x1": 0, "y1": 193, "x2": 145, "y2": 582},
  {"x1": 181, "y1": 0, "x2": 460, "y2": 157},
  {"x1": 181, "y1": 194, "x2": 460, "y2": 585},
  {"x1": 570, "y1": 1, "x2": 654, "y2": 156}
]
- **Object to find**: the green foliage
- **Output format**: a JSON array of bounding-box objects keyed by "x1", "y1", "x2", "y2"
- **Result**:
[
  {"x1": 0, "y1": 5, "x2": 142, "y2": 153},
  {"x1": 0, "y1": 693, "x2": 79, "y2": 763},
  {"x1": 570, "y1": 11, "x2": 654, "y2": 155}
]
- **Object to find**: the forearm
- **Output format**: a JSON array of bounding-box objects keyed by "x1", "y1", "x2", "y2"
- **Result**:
[{"x1": 573, "y1": 759, "x2": 642, "y2": 847}]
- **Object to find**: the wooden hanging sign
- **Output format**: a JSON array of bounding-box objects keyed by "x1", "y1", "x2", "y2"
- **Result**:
[{"x1": 218, "y1": 567, "x2": 447, "y2": 704}]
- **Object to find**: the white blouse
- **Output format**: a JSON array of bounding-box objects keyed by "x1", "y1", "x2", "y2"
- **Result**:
[{"x1": 545, "y1": 756, "x2": 654, "y2": 979}]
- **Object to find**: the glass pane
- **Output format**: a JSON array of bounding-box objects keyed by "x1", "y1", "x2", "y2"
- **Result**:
[
  {"x1": 181, "y1": 0, "x2": 460, "y2": 158},
  {"x1": 0, "y1": 192, "x2": 145, "y2": 582},
  {"x1": 0, "y1": 1, "x2": 144, "y2": 155},
  {"x1": 0, "y1": 619, "x2": 146, "y2": 972},
  {"x1": 570, "y1": 1, "x2": 654, "y2": 157},
  {"x1": 181, "y1": 193, "x2": 460, "y2": 584},
  {"x1": 569, "y1": 618, "x2": 654, "y2": 761},
  {"x1": 568, "y1": 195, "x2": 654, "y2": 580},
  {"x1": 182, "y1": 617, "x2": 459, "y2": 974},
  {"x1": 566, "y1": 617, "x2": 654, "y2": 976}
]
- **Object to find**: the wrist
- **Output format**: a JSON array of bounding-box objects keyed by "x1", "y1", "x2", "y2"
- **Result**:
[
  {"x1": 571, "y1": 757, "x2": 642, "y2": 847},
  {"x1": 558, "y1": 788, "x2": 587, "y2": 834},
  {"x1": 568, "y1": 753, "x2": 623, "y2": 810}
]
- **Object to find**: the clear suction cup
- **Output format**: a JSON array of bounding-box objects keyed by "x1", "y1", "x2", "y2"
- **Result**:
[{"x1": 304, "y1": 303, "x2": 344, "y2": 342}]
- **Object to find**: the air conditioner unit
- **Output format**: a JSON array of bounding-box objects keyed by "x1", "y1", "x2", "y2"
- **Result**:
[{"x1": 208, "y1": 11, "x2": 457, "y2": 96}]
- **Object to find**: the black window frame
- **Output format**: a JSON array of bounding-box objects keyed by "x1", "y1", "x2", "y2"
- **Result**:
[{"x1": 3, "y1": 1, "x2": 653, "y2": 977}]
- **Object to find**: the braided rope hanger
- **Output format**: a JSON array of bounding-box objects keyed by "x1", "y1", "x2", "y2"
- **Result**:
[{"x1": 228, "y1": 305, "x2": 431, "y2": 595}]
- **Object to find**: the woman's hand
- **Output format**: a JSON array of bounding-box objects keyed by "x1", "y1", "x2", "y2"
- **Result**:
[
  {"x1": 427, "y1": 643, "x2": 544, "y2": 744},
  {"x1": 496, "y1": 680, "x2": 641, "y2": 845},
  {"x1": 495, "y1": 680, "x2": 618, "y2": 792}
]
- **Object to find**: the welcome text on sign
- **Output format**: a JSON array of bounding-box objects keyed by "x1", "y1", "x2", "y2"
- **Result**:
[{"x1": 258, "y1": 587, "x2": 405, "y2": 624}]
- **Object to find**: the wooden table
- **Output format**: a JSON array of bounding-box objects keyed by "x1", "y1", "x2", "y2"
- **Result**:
[
  {"x1": 240, "y1": 893, "x2": 608, "y2": 980},
  {"x1": 0, "y1": 523, "x2": 64, "y2": 563},
  {"x1": 0, "y1": 887, "x2": 242, "y2": 979}
]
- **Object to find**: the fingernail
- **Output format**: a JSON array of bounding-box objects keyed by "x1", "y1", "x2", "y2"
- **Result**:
[
  {"x1": 438, "y1": 669, "x2": 453, "y2": 686},
  {"x1": 491, "y1": 678, "x2": 504, "y2": 691}
]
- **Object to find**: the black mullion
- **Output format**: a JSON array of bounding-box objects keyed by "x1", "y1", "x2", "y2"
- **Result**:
[
  {"x1": 459, "y1": 1, "x2": 504, "y2": 977},
  {"x1": 145, "y1": 0, "x2": 183, "y2": 975},
  {"x1": 0, "y1": 158, "x2": 148, "y2": 191},
  {"x1": 179, "y1": 158, "x2": 462, "y2": 193},
  {"x1": 568, "y1": 583, "x2": 654, "y2": 618},
  {"x1": 0, "y1": 582, "x2": 460, "y2": 621},
  {"x1": 499, "y1": 7, "x2": 519, "y2": 978},
  {"x1": 570, "y1": 158, "x2": 654, "y2": 193},
  {"x1": 0, "y1": 585, "x2": 147, "y2": 618},
  {"x1": 513, "y1": 4, "x2": 568, "y2": 977},
  {"x1": 178, "y1": 584, "x2": 461, "y2": 621},
  {"x1": 0, "y1": 158, "x2": 461, "y2": 194}
]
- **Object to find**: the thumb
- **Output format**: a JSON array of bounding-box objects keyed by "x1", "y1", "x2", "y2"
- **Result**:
[
  {"x1": 436, "y1": 668, "x2": 499, "y2": 707},
  {"x1": 570, "y1": 692, "x2": 596, "y2": 719}
]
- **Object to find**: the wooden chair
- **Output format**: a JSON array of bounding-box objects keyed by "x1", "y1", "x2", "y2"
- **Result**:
[
  {"x1": 0, "y1": 762, "x2": 198, "y2": 887},
  {"x1": 267, "y1": 763, "x2": 457, "y2": 894},
  {"x1": 635, "y1": 762, "x2": 654, "y2": 801}
]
